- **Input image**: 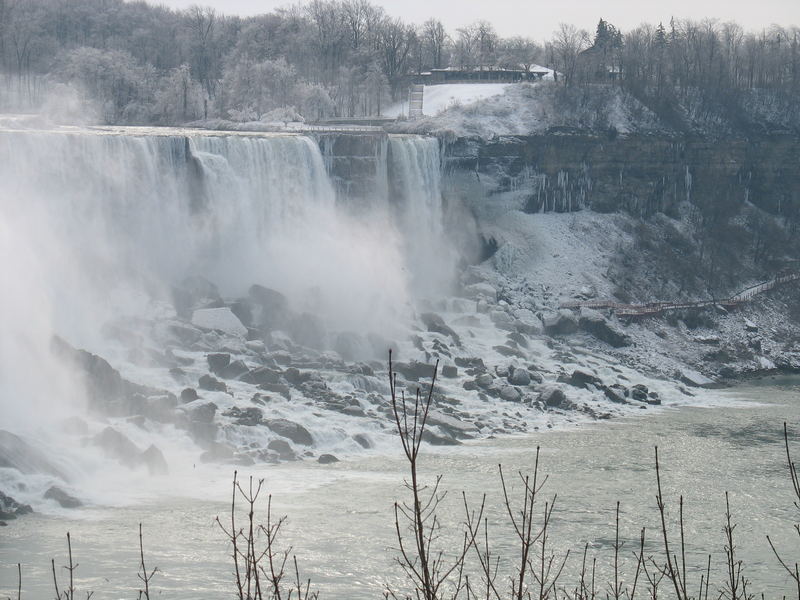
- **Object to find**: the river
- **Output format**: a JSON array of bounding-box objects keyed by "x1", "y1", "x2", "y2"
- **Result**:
[{"x1": 2, "y1": 376, "x2": 799, "y2": 599}]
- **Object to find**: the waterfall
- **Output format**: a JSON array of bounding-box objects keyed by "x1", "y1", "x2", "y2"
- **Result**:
[
  {"x1": 0, "y1": 127, "x2": 462, "y2": 507},
  {"x1": 387, "y1": 135, "x2": 456, "y2": 296}
]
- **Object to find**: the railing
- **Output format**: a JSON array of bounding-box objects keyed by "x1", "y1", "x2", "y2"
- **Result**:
[{"x1": 560, "y1": 272, "x2": 800, "y2": 317}]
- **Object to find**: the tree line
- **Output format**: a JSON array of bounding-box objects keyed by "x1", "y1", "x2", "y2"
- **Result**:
[{"x1": 0, "y1": 0, "x2": 797, "y2": 127}]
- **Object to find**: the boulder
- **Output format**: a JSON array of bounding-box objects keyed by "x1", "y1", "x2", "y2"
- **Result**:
[
  {"x1": 222, "y1": 406, "x2": 263, "y2": 426},
  {"x1": 426, "y1": 411, "x2": 476, "y2": 438},
  {"x1": 198, "y1": 374, "x2": 227, "y2": 392},
  {"x1": 0, "y1": 490, "x2": 33, "y2": 520},
  {"x1": 318, "y1": 454, "x2": 339, "y2": 464},
  {"x1": 489, "y1": 310, "x2": 515, "y2": 331},
  {"x1": 493, "y1": 345, "x2": 527, "y2": 359},
  {"x1": 140, "y1": 445, "x2": 169, "y2": 475},
  {"x1": 267, "y1": 439, "x2": 296, "y2": 461},
  {"x1": 393, "y1": 361, "x2": 437, "y2": 382},
  {"x1": 602, "y1": 385, "x2": 628, "y2": 404},
  {"x1": 192, "y1": 308, "x2": 247, "y2": 337},
  {"x1": 248, "y1": 285, "x2": 291, "y2": 331},
  {"x1": 182, "y1": 402, "x2": 218, "y2": 445},
  {"x1": 421, "y1": 429, "x2": 461, "y2": 446},
  {"x1": 241, "y1": 367, "x2": 282, "y2": 386},
  {"x1": 513, "y1": 309, "x2": 544, "y2": 336},
  {"x1": 187, "y1": 401, "x2": 218, "y2": 423},
  {"x1": 743, "y1": 318, "x2": 758, "y2": 332},
  {"x1": 180, "y1": 388, "x2": 199, "y2": 403},
  {"x1": 0, "y1": 431, "x2": 68, "y2": 480},
  {"x1": 630, "y1": 384, "x2": 649, "y2": 402},
  {"x1": 171, "y1": 275, "x2": 222, "y2": 319},
  {"x1": 265, "y1": 419, "x2": 313, "y2": 446},
  {"x1": 353, "y1": 434, "x2": 372, "y2": 449},
  {"x1": 44, "y1": 486, "x2": 82, "y2": 508},
  {"x1": 51, "y1": 337, "x2": 161, "y2": 415},
  {"x1": 507, "y1": 332, "x2": 529, "y2": 349},
  {"x1": 207, "y1": 353, "x2": 231, "y2": 375},
  {"x1": 420, "y1": 312, "x2": 461, "y2": 345},
  {"x1": 578, "y1": 308, "x2": 631, "y2": 347},
  {"x1": 500, "y1": 386, "x2": 523, "y2": 402},
  {"x1": 258, "y1": 382, "x2": 292, "y2": 399},
  {"x1": 678, "y1": 369, "x2": 715, "y2": 388},
  {"x1": 568, "y1": 369, "x2": 602, "y2": 389},
  {"x1": 93, "y1": 427, "x2": 141, "y2": 466},
  {"x1": 538, "y1": 386, "x2": 568, "y2": 408},
  {"x1": 454, "y1": 357, "x2": 486, "y2": 370},
  {"x1": 441, "y1": 365, "x2": 458, "y2": 378},
  {"x1": 509, "y1": 368, "x2": 531, "y2": 387},
  {"x1": 476, "y1": 373, "x2": 494, "y2": 389},
  {"x1": 542, "y1": 310, "x2": 578, "y2": 336},
  {"x1": 220, "y1": 359, "x2": 249, "y2": 380}
]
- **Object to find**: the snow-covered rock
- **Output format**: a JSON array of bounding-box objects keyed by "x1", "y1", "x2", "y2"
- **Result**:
[{"x1": 191, "y1": 307, "x2": 247, "y2": 337}]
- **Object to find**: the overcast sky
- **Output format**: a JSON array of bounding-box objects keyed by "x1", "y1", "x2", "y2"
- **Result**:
[{"x1": 152, "y1": 0, "x2": 797, "y2": 38}]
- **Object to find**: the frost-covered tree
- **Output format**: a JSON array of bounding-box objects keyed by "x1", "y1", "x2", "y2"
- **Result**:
[{"x1": 153, "y1": 64, "x2": 205, "y2": 123}]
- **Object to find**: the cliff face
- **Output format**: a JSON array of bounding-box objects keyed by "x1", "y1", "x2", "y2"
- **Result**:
[
  {"x1": 314, "y1": 132, "x2": 387, "y2": 202},
  {"x1": 443, "y1": 134, "x2": 800, "y2": 220}
]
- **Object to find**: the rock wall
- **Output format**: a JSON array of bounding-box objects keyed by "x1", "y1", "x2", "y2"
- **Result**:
[
  {"x1": 314, "y1": 132, "x2": 387, "y2": 203},
  {"x1": 443, "y1": 134, "x2": 800, "y2": 219}
]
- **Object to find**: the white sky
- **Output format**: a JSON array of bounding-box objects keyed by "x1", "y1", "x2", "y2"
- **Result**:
[{"x1": 152, "y1": 0, "x2": 798, "y2": 39}]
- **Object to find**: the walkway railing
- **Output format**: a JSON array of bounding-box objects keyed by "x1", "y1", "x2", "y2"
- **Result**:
[{"x1": 560, "y1": 272, "x2": 800, "y2": 317}]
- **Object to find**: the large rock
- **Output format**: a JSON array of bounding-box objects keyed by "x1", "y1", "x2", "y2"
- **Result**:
[
  {"x1": 568, "y1": 369, "x2": 602, "y2": 390},
  {"x1": 420, "y1": 313, "x2": 461, "y2": 345},
  {"x1": 44, "y1": 486, "x2": 82, "y2": 508},
  {"x1": 678, "y1": 369, "x2": 716, "y2": 388},
  {"x1": 0, "y1": 430, "x2": 67, "y2": 479},
  {"x1": 513, "y1": 308, "x2": 544, "y2": 335},
  {"x1": 265, "y1": 419, "x2": 313, "y2": 446},
  {"x1": 207, "y1": 353, "x2": 231, "y2": 375},
  {"x1": 500, "y1": 385, "x2": 523, "y2": 402},
  {"x1": 241, "y1": 367, "x2": 282, "y2": 386},
  {"x1": 578, "y1": 308, "x2": 631, "y2": 347},
  {"x1": 0, "y1": 490, "x2": 33, "y2": 520},
  {"x1": 248, "y1": 285, "x2": 291, "y2": 331},
  {"x1": 509, "y1": 368, "x2": 531, "y2": 386},
  {"x1": 51, "y1": 337, "x2": 161, "y2": 415},
  {"x1": 192, "y1": 307, "x2": 247, "y2": 337},
  {"x1": 267, "y1": 439, "x2": 296, "y2": 461},
  {"x1": 393, "y1": 360, "x2": 437, "y2": 382},
  {"x1": 140, "y1": 445, "x2": 169, "y2": 475},
  {"x1": 93, "y1": 427, "x2": 141, "y2": 466},
  {"x1": 538, "y1": 386, "x2": 569, "y2": 408},
  {"x1": 199, "y1": 374, "x2": 227, "y2": 392},
  {"x1": 542, "y1": 310, "x2": 578, "y2": 336},
  {"x1": 425, "y1": 411, "x2": 476, "y2": 438},
  {"x1": 223, "y1": 406, "x2": 263, "y2": 426},
  {"x1": 171, "y1": 275, "x2": 222, "y2": 319}
]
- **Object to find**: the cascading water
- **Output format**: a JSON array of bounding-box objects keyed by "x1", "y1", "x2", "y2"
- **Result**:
[
  {"x1": 0, "y1": 126, "x2": 458, "y2": 510},
  {"x1": 387, "y1": 135, "x2": 456, "y2": 296}
]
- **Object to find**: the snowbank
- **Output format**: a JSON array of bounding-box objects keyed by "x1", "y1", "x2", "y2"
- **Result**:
[
  {"x1": 384, "y1": 83, "x2": 513, "y2": 118},
  {"x1": 391, "y1": 82, "x2": 665, "y2": 139}
]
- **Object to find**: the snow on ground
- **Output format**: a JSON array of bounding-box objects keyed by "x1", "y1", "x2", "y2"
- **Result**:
[
  {"x1": 383, "y1": 83, "x2": 512, "y2": 118},
  {"x1": 392, "y1": 82, "x2": 666, "y2": 138}
]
